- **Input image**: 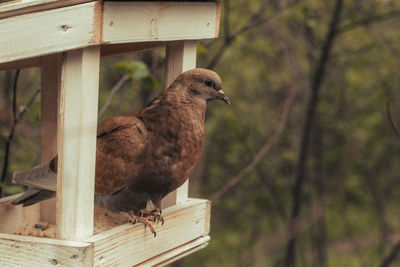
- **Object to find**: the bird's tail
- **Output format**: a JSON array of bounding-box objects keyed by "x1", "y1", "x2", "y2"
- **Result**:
[
  {"x1": 12, "y1": 188, "x2": 55, "y2": 206},
  {"x1": 12, "y1": 163, "x2": 57, "y2": 191}
]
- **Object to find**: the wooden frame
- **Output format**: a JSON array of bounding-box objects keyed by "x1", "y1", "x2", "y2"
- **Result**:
[
  {"x1": 0, "y1": 0, "x2": 220, "y2": 265},
  {"x1": 0, "y1": 198, "x2": 210, "y2": 266},
  {"x1": 0, "y1": 0, "x2": 220, "y2": 68}
]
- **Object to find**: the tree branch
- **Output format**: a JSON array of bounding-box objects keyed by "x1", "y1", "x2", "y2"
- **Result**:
[
  {"x1": 0, "y1": 71, "x2": 40, "y2": 196},
  {"x1": 239, "y1": 138, "x2": 361, "y2": 265},
  {"x1": 210, "y1": 88, "x2": 297, "y2": 202},
  {"x1": 98, "y1": 74, "x2": 131, "y2": 118},
  {"x1": 379, "y1": 240, "x2": 400, "y2": 267},
  {"x1": 206, "y1": 1, "x2": 304, "y2": 69},
  {"x1": 284, "y1": 0, "x2": 344, "y2": 266},
  {"x1": 339, "y1": 10, "x2": 400, "y2": 34}
]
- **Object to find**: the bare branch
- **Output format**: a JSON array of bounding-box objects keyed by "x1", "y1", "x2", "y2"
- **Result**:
[
  {"x1": 98, "y1": 74, "x2": 131, "y2": 118},
  {"x1": 0, "y1": 71, "x2": 40, "y2": 196},
  {"x1": 387, "y1": 101, "x2": 400, "y2": 138},
  {"x1": 207, "y1": 1, "x2": 304, "y2": 69},
  {"x1": 339, "y1": 10, "x2": 400, "y2": 34},
  {"x1": 240, "y1": 138, "x2": 361, "y2": 265},
  {"x1": 380, "y1": 240, "x2": 400, "y2": 267},
  {"x1": 18, "y1": 88, "x2": 41, "y2": 121},
  {"x1": 210, "y1": 88, "x2": 297, "y2": 202}
]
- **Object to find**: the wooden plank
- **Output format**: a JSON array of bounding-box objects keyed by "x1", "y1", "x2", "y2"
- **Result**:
[
  {"x1": 0, "y1": 0, "x2": 95, "y2": 20},
  {"x1": 102, "y1": 2, "x2": 220, "y2": 44},
  {"x1": 142, "y1": 236, "x2": 210, "y2": 267},
  {"x1": 0, "y1": 57, "x2": 40, "y2": 71},
  {"x1": 100, "y1": 42, "x2": 167, "y2": 58},
  {"x1": 56, "y1": 47, "x2": 100, "y2": 240},
  {"x1": 0, "y1": 1, "x2": 101, "y2": 64},
  {"x1": 39, "y1": 54, "x2": 62, "y2": 224},
  {"x1": 86, "y1": 198, "x2": 210, "y2": 267},
  {"x1": 0, "y1": 233, "x2": 93, "y2": 266},
  {"x1": 0, "y1": 194, "x2": 40, "y2": 234},
  {"x1": 161, "y1": 40, "x2": 197, "y2": 208}
]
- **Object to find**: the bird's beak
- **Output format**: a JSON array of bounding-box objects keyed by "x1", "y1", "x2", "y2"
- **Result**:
[{"x1": 218, "y1": 90, "x2": 231, "y2": 105}]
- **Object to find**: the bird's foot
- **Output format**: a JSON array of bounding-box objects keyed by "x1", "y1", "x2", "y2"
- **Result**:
[{"x1": 128, "y1": 209, "x2": 164, "y2": 237}]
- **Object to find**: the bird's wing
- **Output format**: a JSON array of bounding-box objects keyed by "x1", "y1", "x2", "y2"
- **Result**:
[{"x1": 95, "y1": 114, "x2": 149, "y2": 195}]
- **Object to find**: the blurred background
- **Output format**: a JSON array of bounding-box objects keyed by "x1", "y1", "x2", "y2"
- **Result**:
[{"x1": 1, "y1": 0, "x2": 400, "y2": 266}]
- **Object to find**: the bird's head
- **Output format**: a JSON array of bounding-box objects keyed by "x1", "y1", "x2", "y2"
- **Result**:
[{"x1": 176, "y1": 68, "x2": 230, "y2": 105}]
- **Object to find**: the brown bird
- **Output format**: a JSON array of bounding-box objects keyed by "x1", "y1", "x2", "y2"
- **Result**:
[{"x1": 11, "y1": 68, "x2": 230, "y2": 236}]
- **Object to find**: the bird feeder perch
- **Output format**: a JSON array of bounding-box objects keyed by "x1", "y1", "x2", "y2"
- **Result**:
[{"x1": 0, "y1": 0, "x2": 220, "y2": 265}]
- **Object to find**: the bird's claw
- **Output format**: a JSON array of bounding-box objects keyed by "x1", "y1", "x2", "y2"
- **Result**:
[{"x1": 128, "y1": 209, "x2": 164, "y2": 237}]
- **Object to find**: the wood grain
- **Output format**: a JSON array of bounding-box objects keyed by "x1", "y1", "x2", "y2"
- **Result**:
[
  {"x1": 102, "y1": 2, "x2": 219, "y2": 44},
  {"x1": 0, "y1": 0, "x2": 95, "y2": 19},
  {"x1": 86, "y1": 198, "x2": 210, "y2": 267},
  {"x1": 0, "y1": 2, "x2": 101, "y2": 64},
  {"x1": 56, "y1": 47, "x2": 100, "y2": 240},
  {"x1": 0, "y1": 194, "x2": 40, "y2": 234},
  {"x1": 0, "y1": 232, "x2": 93, "y2": 266},
  {"x1": 39, "y1": 54, "x2": 62, "y2": 224},
  {"x1": 162, "y1": 40, "x2": 197, "y2": 208}
]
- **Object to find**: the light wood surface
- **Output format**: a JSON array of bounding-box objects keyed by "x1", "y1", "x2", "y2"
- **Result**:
[
  {"x1": 102, "y1": 2, "x2": 219, "y2": 44},
  {"x1": 0, "y1": 1, "x2": 101, "y2": 64},
  {"x1": 40, "y1": 54, "x2": 62, "y2": 224},
  {"x1": 0, "y1": 194, "x2": 40, "y2": 234},
  {"x1": 0, "y1": 0, "x2": 94, "y2": 19},
  {"x1": 56, "y1": 47, "x2": 100, "y2": 240},
  {"x1": 0, "y1": 198, "x2": 210, "y2": 266},
  {"x1": 86, "y1": 198, "x2": 210, "y2": 267},
  {"x1": 162, "y1": 40, "x2": 197, "y2": 208},
  {"x1": 0, "y1": 1, "x2": 220, "y2": 65},
  {"x1": 0, "y1": 232, "x2": 93, "y2": 266}
]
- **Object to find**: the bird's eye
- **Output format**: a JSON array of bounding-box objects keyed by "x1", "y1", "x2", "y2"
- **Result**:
[{"x1": 204, "y1": 78, "x2": 213, "y2": 87}]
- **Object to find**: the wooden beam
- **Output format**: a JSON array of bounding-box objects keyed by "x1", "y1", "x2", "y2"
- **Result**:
[
  {"x1": 161, "y1": 40, "x2": 197, "y2": 208},
  {"x1": 0, "y1": 194, "x2": 40, "y2": 234},
  {"x1": 156, "y1": 236, "x2": 210, "y2": 267},
  {"x1": 0, "y1": 0, "x2": 95, "y2": 20},
  {"x1": 102, "y1": 2, "x2": 220, "y2": 44},
  {"x1": 86, "y1": 198, "x2": 210, "y2": 266},
  {"x1": 0, "y1": 57, "x2": 40, "y2": 71},
  {"x1": 0, "y1": 1, "x2": 101, "y2": 64},
  {"x1": 56, "y1": 47, "x2": 100, "y2": 240},
  {"x1": 0, "y1": 233, "x2": 93, "y2": 266},
  {"x1": 100, "y1": 42, "x2": 167, "y2": 58},
  {"x1": 39, "y1": 54, "x2": 62, "y2": 224}
]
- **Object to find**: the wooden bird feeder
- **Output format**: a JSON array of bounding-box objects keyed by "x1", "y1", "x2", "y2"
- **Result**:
[{"x1": 0, "y1": 0, "x2": 220, "y2": 265}]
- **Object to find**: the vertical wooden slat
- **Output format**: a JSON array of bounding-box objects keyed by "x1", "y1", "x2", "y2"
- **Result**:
[
  {"x1": 161, "y1": 40, "x2": 197, "y2": 208},
  {"x1": 56, "y1": 47, "x2": 100, "y2": 240},
  {"x1": 40, "y1": 54, "x2": 61, "y2": 224}
]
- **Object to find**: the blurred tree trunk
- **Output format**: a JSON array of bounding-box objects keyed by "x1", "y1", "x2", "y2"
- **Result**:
[{"x1": 284, "y1": 1, "x2": 344, "y2": 266}]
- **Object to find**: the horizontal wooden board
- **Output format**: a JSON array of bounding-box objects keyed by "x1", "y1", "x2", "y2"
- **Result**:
[
  {"x1": 0, "y1": 1, "x2": 101, "y2": 64},
  {"x1": 144, "y1": 236, "x2": 210, "y2": 267},
  {"x1": 0, "y1": 0, "x2": 95, "y2": 20},
  {"x1": 102, "y1": 1, "x2": 220, "y2": 44},
  {"x1": 100, "y1": 42, "x2": 167, "y2": 58},
  {"x1": 0, "y1": 57, "x2": 40, "y2": 71},
  {"x1": 0, "y1": 197, "x2": 211, "y2": 266},
  {"x1": 0, "y1": 233, "x2": 93, "y2": 266},
  {"x1": 0, "y1": 194, "x2": 41, "y2": 234},
  {"x1": 86, "y1": 198, "x2": 210, "y2": 267}
]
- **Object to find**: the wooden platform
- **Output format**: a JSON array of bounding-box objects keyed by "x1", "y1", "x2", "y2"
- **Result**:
[{"x1": 0, "y1": 198, "x2": 210, "y2": 266}]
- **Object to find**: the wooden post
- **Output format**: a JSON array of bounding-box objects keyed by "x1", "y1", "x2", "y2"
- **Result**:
[
  {"x1": 40, "y1": 54, "x2": 61, "y2": 224},
  {"x1": 161, "y1": 40, "x2": 197, "y2": 208},
  {"x1": 56, "y1": 47, "x2": 100, "y2": 240}
]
